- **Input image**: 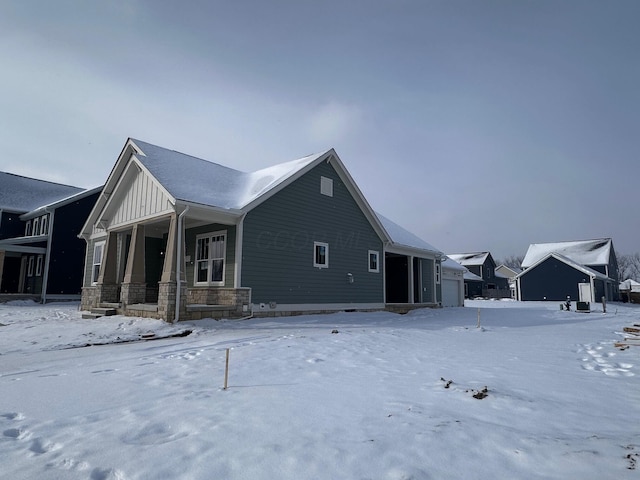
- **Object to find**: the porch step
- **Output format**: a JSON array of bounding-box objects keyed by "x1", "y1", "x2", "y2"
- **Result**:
[
  {"x1": 82, "y1": 307, "x2": 118, "y2": 320},
  {"x1": 92, "y1": 307, "x2": 118, "y2": 316}
]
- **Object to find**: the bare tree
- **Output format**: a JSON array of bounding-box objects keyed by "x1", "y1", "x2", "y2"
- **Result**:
[
  {"x1": 498, "y1": 254, "x2": 525, "y2": 269},
  {"x1": 617, "y1": 253, "x2": 640, "y2": 282}
]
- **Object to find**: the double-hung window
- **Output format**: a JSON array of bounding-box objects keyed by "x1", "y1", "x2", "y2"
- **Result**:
[
  {"x1": 195, "y1": 231, "x2": 226, "y2": 285},
  {"x1": 25, "y1": 220, "x2": 32, "y2": 237},
  {"x1": 40, "y1": 215, "x2": 48, "y2": 235},
  {"x1": 32, "y1": 218, "x2": 40, "y2": 236},
  {"x1": 368, "y1": 250, "x2": 380, "y2": 273},
  {"x1": 92, "y1": 241, "x2": 105, "y2": 284},
  {"x1": 36, "y1": 255, "x2": 44, "y2": 276},
  {"x1": 313, "y1": 242, "x2": 329, "y2": 268}
]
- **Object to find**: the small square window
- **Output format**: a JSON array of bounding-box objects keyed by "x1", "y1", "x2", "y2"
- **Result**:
[
  {"x1": 314, "y1": 242, "x2": 329, "y2": 268},
  {"x1": 368, "y1": 250, "x2": 380, "y2": 273},
  {"x1": 320, "y1": 176, "x2": 333, "y2": 197}
]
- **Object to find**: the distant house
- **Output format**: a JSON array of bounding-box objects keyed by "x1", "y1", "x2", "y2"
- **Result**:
[
  {"x1": 619, "y1": 279, "x2": 640, "y2": 303},
  {"x1": 514, "y1": 238, "x2": 619, "y2": 302},
  {"x1": 441, "y1": 257, "x2": 465, "y2": 307},
  {"x1": 80, "y1": 138, "x2": 449, "y2": 321},
  {"x1": 446, "y1": 252, "x2": 509, "y2": 298},
  {"x1": 495, "y1": 264, "x2": 522, "y2": 298},
  {"x1": 0, "y1": 172, "x2": 101, "y2": 301}
]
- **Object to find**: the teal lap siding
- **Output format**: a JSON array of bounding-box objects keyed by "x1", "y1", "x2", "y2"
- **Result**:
[{"x1": 242, "y1": 161, "x2": 383, "y2": 305}]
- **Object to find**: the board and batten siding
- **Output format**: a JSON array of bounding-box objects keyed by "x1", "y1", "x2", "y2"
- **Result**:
[
  {"x1": 108, "y1": 168, "x2": 173, "y2": 229},
  {"x1": 184, "y1": 224, "x2": 236, "y2": 288},
  {"x1": 241, "y1": 161, "x2": 384, "y2": 305}
]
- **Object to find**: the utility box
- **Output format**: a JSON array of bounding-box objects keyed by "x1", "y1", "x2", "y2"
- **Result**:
[
  {"x1": 578, "y1": 283, "x2": 592, "y2": 303},
  {"x1": 576, "y1": 301, "x2": 590, "y2": 313}
]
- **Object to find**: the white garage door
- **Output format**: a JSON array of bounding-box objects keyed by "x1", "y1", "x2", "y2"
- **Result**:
[{"x1": 442, "y1": 279, "x2": 461, "y2": 307}]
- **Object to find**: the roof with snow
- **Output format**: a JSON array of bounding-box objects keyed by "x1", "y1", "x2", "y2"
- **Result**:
[
  {"x1": 517, "y1": 252, "x2": 610, "y2": 281},
  {"x1": 521, "y1": 238, "x2": 613, "y2": 268},
  {"x1": 375, "y1": 212, "x2": 442, "y2": 255},
  {"x1": 0, "y1": 172, "x2": 83, "y2": 213},
  {"x1": 442, "y1": 257, "x2": 466, "y2": 271},
  {"x1": 463, "y1": 269, "x2": 484, "y2": 282},
  {"x1": 620, "y1": 279, "x2": 640, "y2": 292},
  {"x1": 132, "y1": 139, "x2": 323, "y2": 210},
  {"x1": 447, "y1": 252, "x2": 490, "y2": 266}
]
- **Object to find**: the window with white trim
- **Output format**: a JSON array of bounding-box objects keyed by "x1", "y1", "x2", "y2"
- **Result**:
[
  {"x1": 36, "y1": 255, "x2": 44, "y2": 276},
  {"x1": 92, "y1": 241, "x2": 105, "y2": 284},
  {"x1": 40, "y1": 215, "x2": 48, "y2": 235},
  {"x1": 435, "y1": 263, "x2": 441, "y2": 284},
  {"x1": 195, "y1": 231, "x2": 226, "y2": 285},
  {"x1": 368, "y1": 250, "x2": 380, "y2": 273},
  {"x1": 27, "y1": 256, "x2": 35, "y2": 277},
  {"x1": 25, "y1": 220, "x2": 32, "y2": 237},
  {"x1": 314, "y1": 242, "x2": 329, "y2": 268},
  {"x1": 32, "y1": 218, "x2": 39, "y2": 236}
]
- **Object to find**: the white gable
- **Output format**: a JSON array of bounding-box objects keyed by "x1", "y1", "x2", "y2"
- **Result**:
[{"x1": 101, "y1": 163, "x2": 173, "y2": 230}]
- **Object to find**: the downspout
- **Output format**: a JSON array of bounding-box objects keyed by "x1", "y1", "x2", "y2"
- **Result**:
[
  {"x1": 234, "y1": 213, "x2": 247, "y2": 289},
  {"x1": 174, "y1": 206, "x2": 189, "y2": 323},
  {"x1": 41, "y1": 208, "x2": 54, "y2": 304}
]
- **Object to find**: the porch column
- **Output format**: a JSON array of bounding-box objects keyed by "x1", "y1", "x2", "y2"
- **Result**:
[
  {"x1": 121, "y1": 224, "x2": 146, "y2": 305},
  {"x1": 0, "y1": 250, "x2": 5, "y2": 291},
  {"x1": 158, "y1": 214, "x2": 186, "y2": 322},
  {"x1": 96, "y1": 232, "x2": 120, "y2": 304},
  {"x1": 408, "y1": 255, "x2": 414, "y2": 304},
  {"x1": 160, "y1": 214, "x2": 177, "y2": 283}
]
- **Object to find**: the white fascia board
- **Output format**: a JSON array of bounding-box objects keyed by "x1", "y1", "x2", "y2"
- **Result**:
[
  {"x1": 326, "y1": 153, "x2": 391, "y2": 243},
  {"x1": 80, "y1": 139, "x2": 140, "y2": 238},
  {"x1": 239, "y1": 150, "x2": 332, "y2": 213},
  {"x1": 21, "y1": 185, "x2": 103, "y2": 220},
  {"x1": 385, "y1": 244, "x2": 440, "y2": 259}
]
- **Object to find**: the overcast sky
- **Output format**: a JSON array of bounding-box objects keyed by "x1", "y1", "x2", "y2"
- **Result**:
[{"x1": 1, "y1": 1, "x2": 638, "y2": 259}]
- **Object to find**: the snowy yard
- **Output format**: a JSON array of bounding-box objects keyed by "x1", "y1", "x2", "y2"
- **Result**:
[{"x1": 1, "y1": 299, "x2": 639, "y2": 479}]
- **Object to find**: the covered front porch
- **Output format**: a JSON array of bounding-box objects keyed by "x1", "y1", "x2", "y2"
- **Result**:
[
  {"x1": 82, "y1": 210, "x2": 251, "y2": 322},
  {"x1": 384, "y1": 250, "x2": 441, "y2": 313}
]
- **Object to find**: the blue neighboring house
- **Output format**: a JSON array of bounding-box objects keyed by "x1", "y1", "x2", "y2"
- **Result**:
[
  {"x1": 514, "y1": 238, "x2": 619, "y2": 302},
  {"x1": 80, "y1": 138, "x2": 448, "y2": 321},
  {"x1": 0, "y1": 172, "x2": 101, "y2": 301},
  {"x1": 446, "y1": 252, "x2": 509, "y2": 298}
]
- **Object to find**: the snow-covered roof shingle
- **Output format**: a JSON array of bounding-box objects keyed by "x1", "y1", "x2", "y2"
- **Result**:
[
  {"x1": 375, "y1": 212, "x2": 443, "y2": 255},
  {"x1": 131, "y1": 139, "x2": 323, "y2": 210},
  {"x1": 521, "y1": 239, "x2": 613, "y2": 268},
  {"x1": 446, "y1": 252, "x2": 489, "y2": 266},
  {"x1": 0, "y1": 172, "x2": 83, "y2": 213}
]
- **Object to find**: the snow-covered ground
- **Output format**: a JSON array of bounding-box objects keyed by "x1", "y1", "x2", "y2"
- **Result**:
[{"x1": 1, "y1": 299, "x2": 639, "y2": 479}]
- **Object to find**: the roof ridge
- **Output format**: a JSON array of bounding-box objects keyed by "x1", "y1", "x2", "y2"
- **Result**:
[{"x1": 0, "y1": 171, "x2": 82, "y2": 190}]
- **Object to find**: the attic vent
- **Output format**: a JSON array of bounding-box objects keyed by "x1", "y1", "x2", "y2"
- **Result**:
[{"x1": 320, "y1": 176, "x2": 333, "y2": 197}]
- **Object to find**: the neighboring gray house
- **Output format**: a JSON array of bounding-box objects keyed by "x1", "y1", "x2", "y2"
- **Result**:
[
  {"x1": 441, "y1": 257, "x2": 465, "y2": 307},
  {"x1": 495, "y1": 264, "x2": 521, "y2": 298},
  {"x1": 446, "y1": 252, "x2": 509, "y2": 298},
  {"x1": 80, "y1": 138, "x2": 447, "y2": 321},
  {"x1": 514, "y1": 238, "x2": 619, "y2": 302},
  {"x1": 0, "y1": 172, "x2": 101, "y2": 302}
]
